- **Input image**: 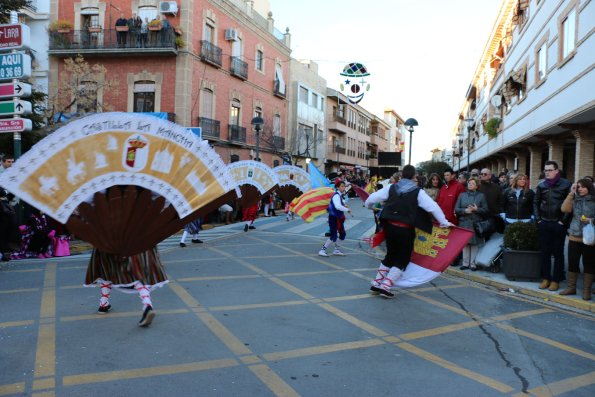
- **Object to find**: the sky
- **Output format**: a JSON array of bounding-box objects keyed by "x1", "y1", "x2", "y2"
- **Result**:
[{"x1": 267, "y1": 0, "x2": 503, "y2": 164}]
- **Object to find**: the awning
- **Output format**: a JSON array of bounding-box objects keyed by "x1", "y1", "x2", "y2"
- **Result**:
[{"x1": 81, "y1": 7, "x2": 99, "y2": 15}]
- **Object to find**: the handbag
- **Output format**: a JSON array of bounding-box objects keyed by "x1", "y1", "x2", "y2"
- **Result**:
[
  {"x1": 474, "y1": 217, "x2": 495, "y2": 239},
  {"x1": 53, "y1": 236, "x2": 71, "y2": 257},
  {"x1": 583, "y1": 222, "x2": 595, "y2": 246}
]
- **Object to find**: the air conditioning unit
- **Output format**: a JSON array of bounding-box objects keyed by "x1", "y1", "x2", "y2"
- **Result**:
[
  {"x1": 159, "y1": 1, "x2": 178, "y2": 14},
  {"x1": 225, "y1": 28, "x2": 238, "y2": 41}
]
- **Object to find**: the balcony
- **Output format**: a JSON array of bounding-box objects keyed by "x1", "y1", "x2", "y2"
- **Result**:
[
  {"x1": 228, "y1": 125, "x2": 246, "y2": 143},
  {"x1": 200, "y1": 40, "x2": 222, "y2": 67},
  {"x1": 198, "y1": 117, "x2": 220, "y2": 139},
  {"x1": 48, "y1": 29, "x2": 178, "y2": 57},
  {"x1": 328, "y1": 114, "x2": 349, "y2": 135},
  {"x1": 230, "y1": 56, "x2": 248, "y2": 80},
  {"x1": 328, "y1": 144, "x2": 346, "y2": 154},
  {"x1": 270, "y1": 135, "x2": 285, "y2": 150},
  {"x1": 274, "y1": 79, "x2": 286, "y2": 98}
]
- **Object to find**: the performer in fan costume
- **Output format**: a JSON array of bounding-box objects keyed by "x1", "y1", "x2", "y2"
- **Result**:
[
  {"x1": 85, "y1": 246, "x2": 166, "y2": 326},
  {"x1": 319, "y1": 180, "x2": 351, "y2": 257}
]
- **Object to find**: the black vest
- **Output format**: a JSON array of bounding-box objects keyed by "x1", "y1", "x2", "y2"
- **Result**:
[{"x1": 380, "y1": 185, "x2": 433, "y2": 234}]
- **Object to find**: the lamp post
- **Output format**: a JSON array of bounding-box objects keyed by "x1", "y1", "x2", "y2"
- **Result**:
[
  {"x1": 451, "y1": 144, "x2": 457, "y2": 168},
  {"x1": 404, "y1": 118, "x2": 418, "y2": 165},
  {"x1": 457, "y1": 133, "x2": 464, "y2": 172},
  {"x1": 251, "y1": 116, "x2": 264, "y2": 162},
  {"x1": 464, "y1": 118, "x2": 475, "y2": 172},
  {"x1": 303, "y1": 132, "x2": 311, "y2": 171}
]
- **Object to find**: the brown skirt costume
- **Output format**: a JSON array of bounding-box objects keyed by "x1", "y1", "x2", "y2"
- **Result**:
[{"x1": 84, "y1": 247, "x2": 168, "y2": 291}]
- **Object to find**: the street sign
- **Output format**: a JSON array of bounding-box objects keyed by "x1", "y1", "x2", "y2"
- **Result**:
[
  {"x1": 0, "y1": 82, "x2": 31, "y2": 98},
  {"x1": 0, "y1": 118, "x2": 32, "y2": 133},
  {"x1": 0, "y1": 100, "x2": 32, "y2": 116},
  {"x1": 0, "y1": 24, "x2": 30, "y2": 50},
  {"x1": 0, "y1": 53, "x2": 31, "y2": 81}
]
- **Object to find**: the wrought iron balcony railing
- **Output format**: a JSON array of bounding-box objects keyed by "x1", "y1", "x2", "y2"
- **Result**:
[
  {"x1": 271, "y1": 135, "x2": 285, "y2": 150},
  {"x1": 228, "y1": 125, "x2": 246, "y2": 143},
  {"x1": 230, "y1": 56, "x2": 248, "y2": 80},
  {"x1": 200, "y1": 40, "x2": 222, "y2": 67},
  {"x1": 198, "y1": 117, "x2": 220, "y2": 139}
]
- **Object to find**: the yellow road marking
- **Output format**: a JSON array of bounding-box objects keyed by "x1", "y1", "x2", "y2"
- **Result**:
[
  {"x1": 209, "y1": 300, "x2": 308, "y2": 312},
  {"x1": 324, "y1": 293, "x2": 375, "y2": 302},
  {"x1": 34, "y1": 264, "x2": 56, "y2": 379},
  {"x1": 0, "y1": 288, "x2": 38, "y2": 294},
  {"x1": 167, "y1": 282, "x2": 203, "y2": 310},
  {"x1": 31, "y1": 391, "x2": 54, "y2": 397},
  {"x1": 495, "y1": 323, "x2": 595, "y2": 361},
  {"x1": 275, "y1": 269, "x2": 343, "y2": 277},
  {"x1": 61, "y1": 309, "x2": 188, "y2": 322},
  {"x1": 32, "y1": 377, "x2": 54, "y2": 390},
  {"x1": 63, "y1": 359, "x2": 238, "y2": 386},
  {"x1": 0, "y1": 383, "x2": 25, "y2": 396},
  {"x1": 0, "y1": 320, "x2": 34, "y2": 328},
  {"x1": 513, "y1": 370, "x2": 595, "y2": 397},
  {"x1": 262, "y1": 339, "x2": 385, "y2": 361},
  {"x1": 317, "y1": 302, "x2": 389, "y2": 338},
  {"x1": 196, "y1": 311, "x2": 253, "y2": 355},
  {"x1": 397, "y1": 342, "x2": 514, "y2": 393},
  {"x1": 269, "y1": 277, "x2": 315, "y2": 299},
  {"x1": 406, "y1": 292, "x2": 473, "y2": 316},
  {"x1": 248, "y1": 364, "x2": 300, "y2": 397},
  {"x1": 176, "y1": 274, "x2": 261, "y2": 282},
  {"x1": 488, "y1": 308, "x2": 553, "y2": 322}
]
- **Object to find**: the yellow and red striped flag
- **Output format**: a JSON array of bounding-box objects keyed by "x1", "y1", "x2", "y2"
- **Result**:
[{"x1": 291, "y1": 187, "x2": 334, "y2": 223}]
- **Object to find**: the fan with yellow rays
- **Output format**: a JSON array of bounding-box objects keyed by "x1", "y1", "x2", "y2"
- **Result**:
[
  {"x1": 273, "y1": 165, "x2": 312, "y2": 203},
  {"x1": 227, "y1": 160, "x2": 280, "y2": 207},
  {"x1": 0, "y1": 113, "x2": 238, "y2": 256}
]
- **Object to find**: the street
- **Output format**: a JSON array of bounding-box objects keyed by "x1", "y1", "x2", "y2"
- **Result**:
[{"x1": 1, "y1": 202, "x2": 594, "y2": 396}]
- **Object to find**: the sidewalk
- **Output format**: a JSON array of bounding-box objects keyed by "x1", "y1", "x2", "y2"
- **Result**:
[{"x1": 446, "y1": 266, "x2": 595, "y2": 313}]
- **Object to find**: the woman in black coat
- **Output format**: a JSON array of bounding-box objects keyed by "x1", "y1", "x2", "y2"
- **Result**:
[{"x1": 500, "y1": 174, "x2": 534, "y2": 224}]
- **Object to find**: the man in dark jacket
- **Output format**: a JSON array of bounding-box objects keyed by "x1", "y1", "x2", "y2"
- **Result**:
[
  {"x1": 115, "y1": 13, "x2": 129, "y2": 47},
  {"x1": 365, "y1": 165, "x2": 453, "y2": 298},
  {"x1": 534, "y1": 160, "x2": 572, "y2": 291},
  {"x1": 479, "y1": 168, "x2": 504, "y2": 234}
]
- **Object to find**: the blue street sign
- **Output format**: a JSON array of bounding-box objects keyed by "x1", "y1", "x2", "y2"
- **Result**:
[{"x1": 0, "y1": 53, "x2": 31, "y2": 81}]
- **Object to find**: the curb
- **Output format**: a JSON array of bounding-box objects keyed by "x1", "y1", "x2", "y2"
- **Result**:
[{"x1": 446, "y1": 268, "x2": 595, "y2": 313}]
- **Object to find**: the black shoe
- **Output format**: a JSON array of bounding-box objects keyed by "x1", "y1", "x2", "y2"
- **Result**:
[
  {"x1": 179, "y1": 242, "x2": 186, "y2": 247},
  {"x1": 378, "y1": 289, "x2": 394, "y2": 298},
  {"x1": 460, "y1": 265, "x2": 469, "y2": 270},
  {"x1": 370, "y1": 286, "x2": 382, "y2": 294},
  {"x1": 97, "y1": 304, "x2": 111, "y2": 314},
  {"x1": 191, "y1": 239, "x2": 203, "y2": 244},
  {"x1": 244, "y1": 224, "x2": 249, "y2": 232},
  {"x1": 248, "y1": 225, "x2": 256, "y2": 230},
  {"x1": 324, "y1": 232, "x2": 331, "y2": 237},
  {"x1": 138, "y1": 306, "x2": 155, "y2": 327}
]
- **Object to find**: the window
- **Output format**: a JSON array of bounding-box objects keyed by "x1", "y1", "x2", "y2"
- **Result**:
[
  {"x1": 230, "y1": 99, "x2": 240, "y2": 126},
  {"x1": 311, "y1": 93, "x2": 318, "y2": 109},
  {"x1": 561, "y1": 9, "x2": 576, "y2": 59},
  {"x1": 319, "y1": 97, "x2": 324, "y2": 111},
  {"x1": 255, "y1": 49, "x2": 264, "y2": 71},
  {"x1": 204, "y1": 22, "x2": 215, "y2": 43},
  {"x1": 537, "y1": 42, "x2": 547, "y2": 81},
  {"x1": 254, "y1": 106, "x2": 262, "y2": 119},
  {"x1": 134, "y1": 81, "x2": 155, "y2": 112},
  {"x1": 201, "y1": 88, "x2": 214, "y2": 118},
  {"x1": 299, "y1": 86, "x2": 308, "y2": 104},
  {"x1": 273, "y1": 114, "x2": 281, "y2": 136},
  {"x1": 274, "y1": 63, "x2": 286, "y2": 95}
]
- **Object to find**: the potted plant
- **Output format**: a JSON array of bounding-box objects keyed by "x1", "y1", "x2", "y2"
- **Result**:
[
  {"x1": 485, "y1": 117, "x2": 501, "y2": 139},
  {"x1": 49, "y1": 19, "x2": 74, "y2": 33},
  {"x1": 116, "y1": 25, "x2": 129, "y2": 32},
  {"x1": 502, "y1": 221, "x2": 541, "y2": 280},
  {"x1": 148, "y1": 20, "x2": 162, "y2": 31},
  {"x1": 175, "y1": 36, "x2": 186, "y2": 49}
]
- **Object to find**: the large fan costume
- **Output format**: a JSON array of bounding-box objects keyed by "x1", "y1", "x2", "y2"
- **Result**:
[{"x1": 0, "y1": 113, "x2": 238, "y2": 326}]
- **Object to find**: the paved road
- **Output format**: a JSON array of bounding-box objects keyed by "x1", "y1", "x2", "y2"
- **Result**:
[{"x1": 1, "y1": 202, "x2": 594, "y2": 396}]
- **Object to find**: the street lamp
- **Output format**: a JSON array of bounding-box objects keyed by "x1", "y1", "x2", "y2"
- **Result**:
[
  {"x1": 303, "y1": 132, "x2": 312, "y2": 171},
  {"x1": 404, "y1": 118, "x2": 418, "y2": 165},
  {"x1": 464, "y1": 118, "x2": 475, "y2": 172},
  {"x1": 451, "y1": 143, "x2": 457, "y2": 168},
  {"x1": 251, "y1": 116, "x2": 264, "y2": 162}
]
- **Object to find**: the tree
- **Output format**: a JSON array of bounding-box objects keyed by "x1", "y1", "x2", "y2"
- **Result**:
[
  {"x1": 45, "y1": 55, "x2": 120, "y2": 126},
  {"x1": 0, "y1": 1, "x2": 31, "y2": 23},
  {"x1": 416, "y1": 160, "x2": 451, "y2": 176}
]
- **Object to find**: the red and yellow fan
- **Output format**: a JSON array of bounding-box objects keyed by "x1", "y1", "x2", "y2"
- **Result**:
[{"x1": 0, "y1": 113, "x2": 239, "y2": 255}]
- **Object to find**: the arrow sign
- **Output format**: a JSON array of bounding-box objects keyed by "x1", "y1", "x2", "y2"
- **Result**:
[
  {"x1": 0, "y1": 118, "x2": 32, "y2": 133},
  {"x1": 0, "y1": 100, "x2": 32, "y2": 116},
  {"x1": 0, "y1": 82, "x2": 31, "y2": 99}
]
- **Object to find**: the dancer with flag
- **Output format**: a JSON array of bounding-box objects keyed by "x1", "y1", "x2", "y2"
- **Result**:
[
  {"x1": 318, "y1": 180, "x2": 351, "y2": 257},
  {"x1": 365, "y1": 165, "x2": 455, "y2": 298}
]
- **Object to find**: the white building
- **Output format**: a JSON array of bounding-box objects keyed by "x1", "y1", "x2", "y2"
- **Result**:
[{"x1": 453, "y1": 0, "x2": 594, "y2": 185}]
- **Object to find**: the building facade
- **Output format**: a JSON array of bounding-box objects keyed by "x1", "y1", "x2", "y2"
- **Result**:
[
  {"x1": 19, "y1": 1, "x2": 50, "y2": 97},
  {"x1": 287, "y1": 59, "x2": 327, "y2": 171},
  {"x1": 47, "y1": 0, "x2": 291, "y2": 167},
  {"x1": 453, "y1": 0, "x2": 595, "y2": 185}
]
